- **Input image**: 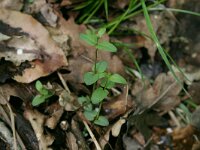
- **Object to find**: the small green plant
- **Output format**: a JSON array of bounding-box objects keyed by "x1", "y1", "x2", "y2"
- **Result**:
[
  {"x1": 78, "y1": 28, "x2": 127, "y2": 126},
  {"x1": 32, "y1": 80, "x2": 54, "y2": 106}
]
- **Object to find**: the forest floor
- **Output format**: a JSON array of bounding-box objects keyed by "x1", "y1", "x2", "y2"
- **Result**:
[{"x1": 0, "y1": 0, "x2": 200, "y2": 150}]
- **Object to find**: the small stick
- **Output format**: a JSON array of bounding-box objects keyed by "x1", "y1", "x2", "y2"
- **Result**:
[
  {"x1": 6, "y1": 103, "x2": 17, "y2": 150},
  {"x1": 57, "y1": 71, "x2": 70, "y2": 93},
  {"x1": 83, "y1": 120, "x2": 102, "y2": 150},
  {"x1": 168, "y1": 110, "x2": 181, "y2": 128}
]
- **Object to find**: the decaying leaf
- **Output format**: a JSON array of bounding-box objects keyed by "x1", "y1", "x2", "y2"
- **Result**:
[
  {"x1": 24, "y1": 108, "x2": 54, "y2": 150},
  {"x1": 0, "y1": 83, "x2": 35, "y2": 104},
  {"x1": 23, "y1": 0, "x2": 46, "y2": 14},
  {"x1": 130, "y1": 12, "x2": 175, "y2": 60},
  {"x1": 132, "y1": 71, "x2": 183, "y2": 112},
  {"x1": 103, "y1": 85, "x2": 133, "y2": 120},
  {"x1": 45, "y1": 106, "x2": 64, "y2": 129},
  {"x1": 40, "y1": 4, "x2": 58, "y2": 27},
  {"x1": 0, "y1": 9, "x2": 67, "y2": 83},
  {"x1": 128, "y1": 110, "x2": 168, "y2": 141},
  {"x1": 123, "y1": 135, "x2": 143, "y2": 150},
  {"x1": 0, "y1": 0, "x2": 23, "y2": 11},
  {"x1": 52, "y1": 82, "x2": 79, "y2": 111},
  {"x1": 99, "y1": 111, "x2": 131, "y2": 149},
  {"x1": 66, "y1": 132, "x2": 79, "y2": 150}
]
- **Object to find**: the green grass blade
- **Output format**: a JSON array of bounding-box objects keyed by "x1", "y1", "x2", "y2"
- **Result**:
[
  {"x1": 74, "y1": 0, "x2": 93, "y2": 10},
  {"x1": 124, "y1": 48, "x2": 144, "y2": 81},
  {"x1": 83, "y1": 0, "x2": 104, "y2": 24},
  {"x1": 140, "y1": 0, "x2": 181, "y2": 84},
  {"x1": 78, "y1": 1, "x2": 99, "y2": 23},
  {"x1": 149, "y1": 7, "x2": 200, "y2": 17},
  {"x1": 141, "y1": 0, "x2": 191, "y2": 97},
  {"x1": 104, "y1": 0, "x2": 108, "y2": 20}
]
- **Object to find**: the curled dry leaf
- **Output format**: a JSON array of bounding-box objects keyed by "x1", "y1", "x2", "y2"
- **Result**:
[
  {"x1": 132, "y1": 71, "x2": 183, "y2": 112},
  {"x1": 103, "y1": 86, "x2": 133, "y2": 120},
  {"x1": 0, "y1": 9, "x2": 67, "y2": 83},
  {"x1": 24, "y1": 108, "x2": 54, "y2": 150}
]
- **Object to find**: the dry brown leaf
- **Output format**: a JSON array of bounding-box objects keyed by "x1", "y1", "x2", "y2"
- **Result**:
[
  {"x1": 132, "y1": 71, "x2": 183, "y2": 112},
  {"x1": 66, "y1": 132, "x2": 79, "y2": 150},
  {"x1": 131, "y1": 12, "x2": 175, "y2": 60},
  {"x1": 24, "y1": 108, "x2": 54, "y2": 150},
  {"x1": 23, "y1": 0, "x2": 46, "y2": 14},
  {"x1": 0, "y1": 9, "x2": 67, "y2": 83},
  {"x1": 0, "y1": 0, "x2": 23, "y2": 10},
  {"x1": 103, "y1": 86, "x2": 133, "y2": 120},
  {"x1": 45, "y1": 107, "x2": 64, "y2": 129},
  {"x1": 0, "y1": 83, "x2": 35, "y2": 105},
  {"x1": 40, "y1": 4, "x2": 58, "y2": 27}
]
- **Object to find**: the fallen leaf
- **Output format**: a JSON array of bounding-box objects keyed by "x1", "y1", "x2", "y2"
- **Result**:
[
  {"x1": 40, "y1": 4, "x2": 58, "y2": 27},
  {"x1": 123, "y1": 134, "x2": 143, "y2": 150},
  {"x1": 23, "y1": 0, "x2": 46, "y2": 14},
  {"x1": 0, "y1": 9, "x2": 67, "y2": 83},
  {"x1": 66, "y1": 132, "x2": 79, "y2": 150},
  {"x1": 24, "y1": 108, "x2": 54, "y2": 150},
  {"x1": 0, "y1": 0, "x2": 23, "y2": 10},
  {"x1": 132, "y1": 71, "x2": 183, "y2": 112},
  {"x1": 0, "y1": 83, "x2": 35, "y2": 104},
  {"x1": 130, "y1": 12, "x2": 175, "y2": 60},
  {"x1": 103, "y1": 86, "x2": 133, "y2": 120}
]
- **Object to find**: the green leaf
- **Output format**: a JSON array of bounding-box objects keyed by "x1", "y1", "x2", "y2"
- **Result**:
[
  {"x1": 94, "y1": 116, "x2": 109, "y2": 126},
  {"x1": 80, "y1": 30, "x2": 97, "y2": 46},
  {"x1": 97, "y1": 72, "x2": 107, "y2": 79},
  {"x1": 84, "y1": 110, "x2": 98, "y2": 121},
  {"x1": 92, "y1": 61, "x2": 108, "y2": 73},
  {"x1": 84, "y1": 103, "x2": 93, "y2": 111},
  {"x1": 91, "y1": 87, "x2": 108, "y2": 104},
  {"x1": 96, "y1": 41, "x2": 117, "y2": 52},
  {"x1": 32, "y1": 95, "x2": 46, "y2": 106},
  {"x1": 109, "y1": 74, "x2": 127, "y2": 84},
  {"x1": 43, "y1": 91, "x2": 53, "y2": 99},
  {"x1": 84, "y1": 72, "x2": 99, "y2": 85},
  {"x1": 78, "y1": 96, "x2": 88, "y2": 105},
  {"x1": 97, "y1": 28, "x2": 106, "y2": 38},
  {"x1": 35, "y1": 80, "x2": 43, "y2": 92},
  {"x1": 40, "y1": 88, "x2": 49, "y2": 95},
  {"x1": 100, "y1": 78, "x2": 115, "y2": 89}
]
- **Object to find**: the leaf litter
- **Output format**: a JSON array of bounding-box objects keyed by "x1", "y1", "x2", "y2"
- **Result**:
[{"x1": 0, "y1": 0, "x2": 199, "y2": 149}]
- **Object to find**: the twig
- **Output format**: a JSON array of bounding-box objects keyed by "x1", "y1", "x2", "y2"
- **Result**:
[
  {"x1": 0, "y1": 105, "x2": 26, "y2": 149},
  {"x1": 168, "y1": 110, "x2": 181, "y2": 128},
  {"x1": 57, "y1": 71, "x2": 70, "y2": 93},
  {"x1": 6, "y1": 103, "x2": 17, "y2": 150},
  {"x1": 83, "y1": 120, "x2": 102, "y2": 150}
]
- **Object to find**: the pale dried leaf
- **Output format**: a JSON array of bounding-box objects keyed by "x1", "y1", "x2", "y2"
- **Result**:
[
  {"x1": 24, "y1": 109, "x2": 54, "y2": 150},
  {"x1": 0, "y1": 9, "x2": 67, "y2": 83},
  {"x1": 132, "y1": 71, "x2": 183, "y2": 112},
  {"x1": 0, "y1": 0, "x2": 23, "y2": 10},
  {"x1": 40, "y1": 4, "x2": 57, "y2": 27}
]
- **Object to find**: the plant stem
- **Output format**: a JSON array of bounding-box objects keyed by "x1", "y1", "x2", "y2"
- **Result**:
[{"x1": 92, "y1": 48, "x2": 98, "y2": 92}]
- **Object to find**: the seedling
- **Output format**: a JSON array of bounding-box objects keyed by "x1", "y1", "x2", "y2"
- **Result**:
[
  {"x1": 79, "y1": 28, "x2": 127, "y2": 126},
  {"x1": 32, "y1": 80, "x2": 54, "y2": 106}
]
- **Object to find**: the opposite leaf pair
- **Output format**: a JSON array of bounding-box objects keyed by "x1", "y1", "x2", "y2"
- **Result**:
[{"x1": 79, "y1": 28, "x2": 127, "y2": 126}]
